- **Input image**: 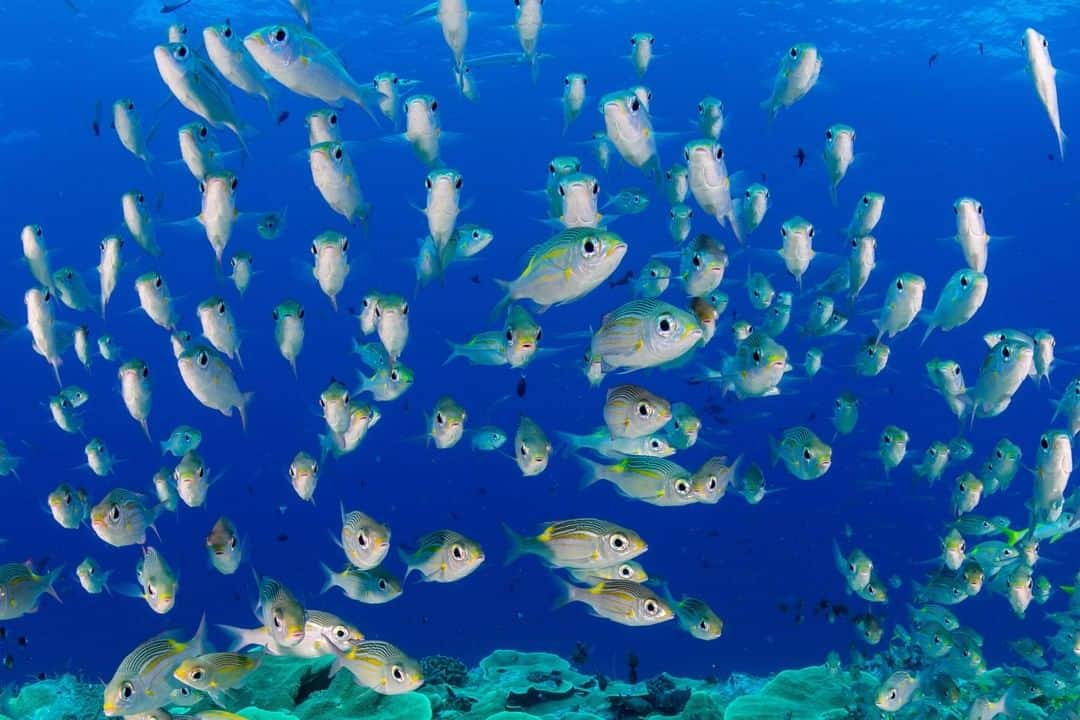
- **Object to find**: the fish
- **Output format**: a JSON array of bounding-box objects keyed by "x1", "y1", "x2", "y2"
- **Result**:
[
  {"x1": 51, "y1": 268, "x2": 93, "y2": 312},
  {"x1": 1022, "y1": 28, "x2": 1066, "y2": 159},
  {"x1": 823, "y1": 124, "x2": 856, "y2": 205},
  {"x1": 668, "y1": 204, "x2": 693, "y2": 243},
  {"x1": 25, "y1": 287, "x2": 70, "y2": 385},
  {"x1": 579, "y1": 456, "x2": 695, "y2": 507},
  {"x1": 0, "y1": 563, "x2": 61, "y2": 621},
  {"x1": 762, "y1": 44, "x2": 822, "y2": 120},
  {"x1": 118, "y1": 359, "x2": 153, "y2": 439},
  {"x1": 558, "y1": 579, "x2": 674, "y2": 626},
  {"x1": 177, "y1": 345, "x2": 254, "y2": 429},
  {"x1": 921, "y1": 270, "x2": 988, "y2": 343},
  {"x1": 173, "y1": 652, "x2": 261, "y2": 706},
  {"x1": 102, "y1": 617, "x2": 208, "y2": 717},
  {"x1": 769, "y1": 426, "x2": 832, "y2": 480},
  {"x1": 629, "y1": 33, "x2": 655, "y2": 76},
  {"x1": 112, "y1": 99, "x2": 154, "y2": 171},
  {"x1": 590, "y1": 299, "x2": 702, "y2": 375},
  {"x1": 254, "y1": 575, "x2": 306, "y2": 648},
  {"x1": 76, "y1": 557, "x2": 112, "y2": 595},
  {"x1": 495, "y1": 228, "x2": 627, "y2": 314},
  {"x1": 563, "y1": 73, "x2": 588, "y2": 131},
  {"x1": 326, "y1": 640, "x2": 423, "y2": 695},
  {"x1": 98, "y1": 235, "x2": 123, "y2": 317},
  {"x1": 504, "y1": 519, "x2": 647, "y2": 569},
  {"x1": 288, "y1": 452, "x2": 319, "y2": 503},
  {"x1": 603, "y1": 385, "x2": 672, "y2": 439},
  {"x1": 427, "y1": 396, "x2": 467, "y2": 449},
  {"x1": 338, "y1": 506, "x2": 391, "y2": 570},
  {"x1": 599, "y1": 89, "x2": 660, "y2": 179},
  {"x1": 399, "y1": 530, "x2": 484, "y2": 583},
  {"x1": 272, "y1": 300, "x2": 305, "y2": 376},
  {"x1": 320, "y1": 565, "x2": 402, "y2": 604},
  {"x1": 134, "y1": 272, "x2": 177, "y2": 330},
  {"x1": 206, "y1": 517, "x2": 242, "y2": 576},
  {"x1": 684, "y1": 139, "x2": 738, "y2": 232},
  {"x1": 47, "y1": 483, "x2": 89, "y2": 529},
  {"x1": 604, "y1": 187, "x2": 650, "y2": 215},
  {"x1": 133, "y1": 546, "x2": 179, "y2": 615},
  {"x1": 153, "y1": 43, "x2": 252, "y2": 148},
  {"x1": 221, "y1": 610, "x2": 362, "y2": 659},
  {"x1": 203, "y1": 25, "x2": 275, "y2": 111},
  {"x1": 244, "y1": 25, "x2": 382, "y2": 116},
  {"x1": 91, "y1": 489, "x2": 159, "y2": 548},
  {"x1": 777, "y1": 216, "x2": 816, "y2": 287},
  {"x1": 161, "y1": 425, "x2": 202, "y2": 457},
  {"x1": 514, "y1": 416, "x2": 551, "y2": 477},
  {"x1": 310, "y1": 232, "x2": 351, "y2": 310}
]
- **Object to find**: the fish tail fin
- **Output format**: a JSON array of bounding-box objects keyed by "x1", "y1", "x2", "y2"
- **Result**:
[
  {"x1": 444, "y1": 340, "x2": 463, "y2": 366},
  {"x1": 574, "y1": 453, "x2": 605, "y2": 488},
  {"x1": 190, "y1": 613, "x2": 209, "y2": 655},
  {"x1": 829, "y1": 184, "x2": 838, "y2": 207},
  {"x1": 44, "y1": 566, "x2": 64, "y2": 604},
  {"x1": 217, "y1": 624, "x2": 263, "y2": 652},
  {"x1": 1002, "y1": 526, "x2": 1029, "y2": 547},
  {"x1": 289, "y1": 357, "x2": 298, "y2": 379},
  {"x1": 1059, "y1": 128, "x2": 1067, "y2": 161},
  {"x1": 501, "y1": 523, "x2": 534, "y2": 566},
  {"x1": 319, "y1": 562, "x2": 336, "y2": 594},
  {"x1": 491, "y1": 281, "x2": 513, "y2": 320},
  {"x1": 140, "y1": 419, "x2": 151, "y2": 443},
  {"x1": 553, "y1": 577, "x2": 582, "y2": 611},
  {"x1": 238, "y1": 392, "x2": 255, "y2": 432}
]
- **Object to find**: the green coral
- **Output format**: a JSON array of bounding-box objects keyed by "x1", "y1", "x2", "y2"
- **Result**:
[{"x1": 722, "y1": 665, "x2": 878, "y2": 720}]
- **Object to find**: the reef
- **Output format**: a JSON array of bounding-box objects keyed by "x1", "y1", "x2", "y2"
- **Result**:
[{"x1": 0, "y1": 651, "x2": 882, "y2": 719}]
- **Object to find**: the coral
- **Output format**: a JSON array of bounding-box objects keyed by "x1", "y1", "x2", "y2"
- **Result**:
[
  {"x1": 294, "y1": 668, "x2": 432, "y2": 720},
  {"x1": 1, "y1": 674, "x2": 100, "y2": 720},
  {"x1": 421, "y1": 654, "x2": 469, "y2": 687},
  {"x1": 722, "y1": 665, "x2": 878, "y2": 720}
]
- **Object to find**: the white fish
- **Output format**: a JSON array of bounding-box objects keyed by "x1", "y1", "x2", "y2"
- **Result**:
[
  {"x1": 178, "y1": 122, "x2": 230, "y2": 181},
  {"x1": 196, "y1": 296, "x2": 243, "y2": 365},
  {"x1": 599, "y1": 89, "x2": 660, "y2": 178},
  {"x1": 203, "y1": 24, "x2": 275, "y2": 111},
  {"x1": 177, "y1": 345, "x2": 254, "y2": 429},
  {"x1": 423, "y1": 168, "x2": 463, "y2": 249},
  {"x1": 373, "y1": 73, "x2": 417, "y2": 124},
  {"x1": 25, "y1": 287, "x2": 68, "y2": 385},
  {"x1": 823, "y1": 124, "x2": 855, "y2": 205},
  {"x1": 1022, "y1": 28, "x2": 1066, "y2": 159},
  {"x1": 311, "y1": 231, "x2": 350, "y2": 310},
  {"x1": 563, "y1": 73, "x2": 587, "y2": 131},
  {"x1": 118, "y1": 359, "x2": 153, "y2": 440},
  {"x1": 73, "y1": 325, "x2": 91, "y2": 368},
  {"x1": 629, "y1": 33, "x2": 655, "y2": 77},
  {"x1": 684, "y1": 139, "x2": 737, "y2": 230},
  {"x1": 777, "y1": 217, "x2": 816, "y2": 287},
  {"x1": 198, "y1": 172, "x2": 241, "y2": 265},
  {"x1": 762, "y1": 43, "x2": 822, "y2": 120},
  {"x1": 52, "y1": 267, "x2": 94, "y2": 312},
  {"x1": 952, "y1": 197, "x2": 991, "y2": 272},
  {"x1": 98, "y1": 235, "x2": 123, "y2": 317},
  {"x1": 921, "y1": 270, "x2": 988, "y2": 344},
  {"x1": 20, "y1": 224, "x2": 53, "y2": 289},
  {"x1": 112, "y1": 99, "x2": 154, "y2": 170},
  {"x1": 306, "y1": 109, "x2": 342, "y2": 145},
  {"x1": 135, "y1": 272, "x2": 178, "y2": 331},
  {"x1": 309, "y1": 142, "x2": 371, "y2": 227},
  {"x1": 402, "y1": 94, "x2": 444, "y2": 166},
  {"x1": 122, "y1": 190, "x2": 159, "y2": 256}
]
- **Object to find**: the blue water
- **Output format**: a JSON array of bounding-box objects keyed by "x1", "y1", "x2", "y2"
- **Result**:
[{"x1": 1, "y1": 0, "x2": 1079, "y2": 690}]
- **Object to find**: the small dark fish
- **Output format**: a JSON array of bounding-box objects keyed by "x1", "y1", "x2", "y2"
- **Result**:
[
  {"x1": 277, "y1": 111, "x2": 290, "y2": 125},
  {"x1": 91, "y1": 100, "x2": 101, "y2": 137},
  {"x1": 516, "y1": 376, "x2": 527, "y2": 398},
  {"x1": 928, "y1": 52, "x2": 939, "y2": 68},
  {"x1": 160, "y1": 0, "x2": 192, "y2": 12},
  {"x1": 0, "y1": 626, "x2": 6, "y2": 639},
  {"x1": 794, "y1": 148, "x2": 806, "y2": 167},
  {"x1": 293, "y1": 663, "x2": 334, "y2": 705},
  {"x1": 276, "y1": 532, "x2": 289, "y2": 542},
  {"x1": 15, "y1": 637, "x2": 26, "y2": 648},
  {"x1": 607, "y1": 270, "x2": 635, "y2": 288},
  {"x1": 978, "y1": 42, "x2": 984, "y2": 56},
  {"x1": 36, "y1": 672, "x2": 45, "y2": 681}
]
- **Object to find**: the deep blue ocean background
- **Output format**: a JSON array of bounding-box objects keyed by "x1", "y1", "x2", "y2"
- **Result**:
[{"x1": 1, "y1": 0, "x2": 1079, "y2": 688}]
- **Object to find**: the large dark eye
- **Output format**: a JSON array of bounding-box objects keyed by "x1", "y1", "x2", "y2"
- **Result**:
[
  {"x1": 752, "y1": 350, "x2": 761, "y2": 363},
  {"x1": 715, "y1": 146, "x2": 723, "y2": 160},
  {"x1": 110, "y1": 505, "x2": 121, "y2": 521},
  {"x1": 121, "y1": 682, "x2": 134, "y2": 699},
  {"x1": 191, "y1": 669, "x2": 203, "y2": 681},
  {"x1": 455, "y1": 176, "x2": 463, "y2": 190},
  {"x1": 378, "y1": 578, "x2": 388, "y2": 590},
  {"x1": 451, "y1": 544, "x2": 464, "y2": 560},
  {"x1": 630, "y1": 97, "x2": 640, "y2": 112},
  {"x1": 333, "y1": 146, "x2": 343, "y2": 160},
  {"x1": 692, "y1": 254, "x2": 702, "y2": 268},
  {"x1": 505, "y1": 329, "x2": 514, "y2": 341},
  {"x1": 231, "y1": 177, "x2": 238, "y2": 190},
  {"x1": 548, "y1": 163, "x2": 556, "y2": 175},
  {"x1": 430, "y1": 100, "x2": 438, "y2": 111},
  {"x1": 789, "y1": 47, "x2": 798, "y2": 57},
  {"x1": 895, "y1": 278, "x2": 904, "y2": 290},
  {"x1": 436, "y1": 412, "x2": 444, "y2": 425},
  {"x1": 392, "y1": 666, "x2": 405, "y2": 682},
  {"x1": 808, "y1": 226, "x2": 815, "y2": 238},
  {"x1": 592, "y1": 182, "x2": 599, "y2": 196},
  {"x1": 1001, "y1": 346, "x2": 1011, "y2": 359},
  {"x1": 564, "y1": 77, "x2": 570, "y2": 86},
  {"x1": 310, "y1": 242, "x2": 318, "y2": 255},
  {"x1": 198, "y1": 352, "x2": 209, "y2": 368},
  {"x1": 176, "y1": 45, "x2": 188, "y2": 58},
  {"x1": 136, "y1": 193, "x2": 144, "y2": 203},
  {"x1": 658, "y1": 316, "x2": 672, "y2": 333},
  {"x1": 825, "y1": 130, "x2": 833, "y2": 140},
  {"x1": 154, "y1": 276, "x2": 162, "y2": 288},
  {"x1": 357, "y1": 531, "x2": 368, "y2": 547},
  {"x1": 1041, "y1": 436, "x2": 1050, "y2": 449},
  {"x1": 803, "y1": 449, "x2": 811, "y2": 460},
  {"x1": 960, "y1": 275, "x2": 969, "y2": 287},
  {"x1": 274, "y1": 27, "x2": 287, "y2": 43},
  {"x1": 199, "y1": 125, "x2": 208, "y2": 138},
  {"x1": 582, "y1": 238, "x2": 596, "y2": 255},
  {"x1": 142, "y1": 366, "x2": 150, "y2": 378},
  {"x1": 341, "y1": 238, "x2": 349, "y2": 252}
]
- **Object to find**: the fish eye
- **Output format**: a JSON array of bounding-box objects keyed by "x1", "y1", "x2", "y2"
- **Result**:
[
  {"x1": 1041, "y1": 436, "x2": 1049, "y2": 449},
  {"x1": 582, "y1": 238, "x2": 597, "y2": 256},
  {"x1": 199, "y1": 182, "x2": 206, "y2": 193},
  {"x1": 136, "y1": 193, "x2": 145, "y2": 204},
  {"x1": 1001, "y1": 346, "x2": 1011, "y2": 359},
  {"x1": 825, "y1": 129, "x2": 833, "y2": 141},
  {"x1": 960, "y1": 275, "x2": 969, "y2": 287},
  {"x1": 851, "y1": 238, "x2": 858, "y2": 248},
  {"x1": 154, "y1": 276, "x2": 162, "y2": 288},
  {"x1": 1043, "y1": 38, "x2": 1048, "y2": 48},
  {"x1": 273, "y1": 27, "x2": 287, "y2": 43},
  {"x1": 451, "y1": 544, "x2": 464, "y2": 560},
  {"x1": 802, "y1": 449, "x2": 812, "y2": 460},
  {"x1": 455, "y1": 176, "x2": 463, "y2": 190},
  {"x1": 436, "y1": 412, "x2": 445, "y2": 425},
  {"x1": 789, "y1": 47, "x2": 798, "y2": 58},
  {"x1": 692, "y1": 254, "x2": 702, "y2": 267},
  {"x1": 223, "y1": 26, "x2": 232, "y2": 38},
  {"x1": 190, "y1": 668, "x2": 204, "y2": 681},
  {"x1": 310, "y1": 242, "x2": 319, "y2": 256},
  {"x1": 657, "y1": 315, "x2": 673, "y2": 334},
  {"x1": 548, "y1": 163, "x2": 556, "y2": 175},
  {"x1": 752, "y1": 350, "x2": 762, "y2": 363},
  {"x1": 519, "y1": 443, "x2": 528, "y2": 457},
  {"x1": 198, "y1": 351, "x2": 209, "y2": 368},
  {"x1": 231, "y1": 177, "x2": 238, "y2": 190},
  {"x1": 377, "y1": 578, "x2": 389, "y2": 591},
  {"x1": 391, "y1": 665, "x2": 405, "y2": 682},
  {"x1": 430, "y1": 100, "x2": 438, "y2": 111},
  {"x1": 142, "y1": 366, "x2": 150, "y2": 378},
  {"x1": 650, "y1": 438, "x2": 662, "y2": 450},
  {"x1": 43, "y1": 289, "x2": 52, "y2": 301},
  {"x1": 390, "y1": 369, "x2": 399, "y2": 381},
  {"x1": 592, "y1": 182, "x2": 599, "y2": 195},
  {"x1": 333, "y1": 146, "x2": 343, "y2": 160},
  {"x1": 217, "y1": 302, "x2": 226, "y2": 314},
  {"x1": 120, "y1": 681, "x2": 135, "y2": 699},
  {"x1": 714, "y1": 146, "x2": 723, "y2": 160},
  {"x1": 780, "y1": 226, "x2": 787, "y2": 237},
  {"x1": 630, "y1": 97, "x2": 640, "y2": 112},
  {"x1": 637, "y1": 402, "x2": 652, "y2": 417},
  {"x1": 808, "y1": 226, "x2": 815, "y2": 238},
  {"x1": 110, "y1": 505, "x2": 121, "y2": 521},
  {"x1": 862, "y1": 195, "x2": 870, "y2": 206},
  {"x1": 609, "y1": 533, "x2": 627, "y2": 550},
  {"x1": 175, "y1": 44, "x2": 188, "y2": 58},
  {"x1": 644, "y1": 599, "x2": 659, "y2": 614}
]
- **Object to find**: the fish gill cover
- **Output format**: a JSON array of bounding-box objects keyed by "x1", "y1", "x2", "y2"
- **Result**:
[{"x1": 0, "y1": 0, "x2": 1078, "y2": 717}]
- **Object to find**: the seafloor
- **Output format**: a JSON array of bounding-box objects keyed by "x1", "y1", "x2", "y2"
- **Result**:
[{"x1": 0, "y1": 649, "x2": 879, "y2": 719}]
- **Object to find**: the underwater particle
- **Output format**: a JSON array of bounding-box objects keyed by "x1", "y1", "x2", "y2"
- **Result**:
[
  {"x1": 277, "y1": 110, "x2": 290, "y2": 124},
  {"x1": 516, "y1": 376, "x2": 527, "y2": 398},
  {"x1": 627, "y1": 652, "x2": 639, "y2": 683},
  {"x1": 91, "y1": 99, "x2": 101, "y2": 136},
  {"x1": 929, "y1": 52, "x2": 939, "y2": 67},
  {"x1": 16, "y1": 636, "x2": 26, "y2": 647},
  {"x1": 277, "y1": 533, "x2": 289, "y2": 542},
  {"x1": 794, "y1": 147, "x2": 805, "y2": 167}
]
